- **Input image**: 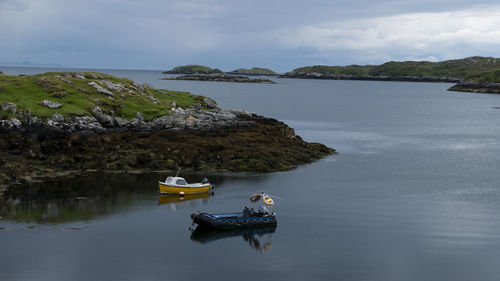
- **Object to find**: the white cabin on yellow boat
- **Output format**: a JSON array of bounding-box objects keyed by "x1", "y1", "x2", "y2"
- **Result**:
[{"x1": 158, "y1": 176, "x2": 211, "y2": 195}]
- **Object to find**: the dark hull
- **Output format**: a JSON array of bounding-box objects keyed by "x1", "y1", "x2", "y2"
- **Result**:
[{"x1": 191, "y1": 212, "x2": 277, "y2": 229}]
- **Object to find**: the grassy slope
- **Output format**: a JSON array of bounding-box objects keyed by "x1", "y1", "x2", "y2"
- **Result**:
[
  {"x1": 0, "y1": 72, "x2": 210, "y2": 120},
  {"x1": 165, "y1": 65, "x2": 223, "y2": 74},
  {"x1": 464, "y1": 70, "x2": 500, "y2": 83},
  {"x1": 290, "y1": 57, "x2": 500, "y2": 79}
]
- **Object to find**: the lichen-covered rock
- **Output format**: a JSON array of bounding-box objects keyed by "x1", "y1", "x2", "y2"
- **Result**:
[
  {"x1": 99, "y1": 80, "x2": 124, "y2": 92},
  {"x1": 203, "y1": 98, "x2": 220, "y2": 110},
  {"x1": 91, "y1": 106, "x2": 114, "y2": 127},
  {"x1": 88, "y1": 81, "x2": 114, "y2": 97},
  {"x1": 51, "y1": 113, "x2": 65, "y2": 123},
  {"x1": 1, "y1": 102, "x2": 17, "y2": 113},
  {"x1": 41, "y1": 100, "x2": 62, "y2": 109},
  {"x1": 35, "y1": 77, "x2": 51, "y2": 87},
  {"x1": 0, "y1": 118, "x2": 21, "y2": 129},
  {"x1": 114, "y1": 117, "x2": 129, "y2": 127},
  {"x1": 72, "y1": 116, "x2": 105, "y2": 131}
]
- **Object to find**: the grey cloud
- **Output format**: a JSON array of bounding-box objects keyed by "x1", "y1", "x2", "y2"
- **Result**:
[{"x1": 0, "y1": 0, "x2": 499, "y2": 71}]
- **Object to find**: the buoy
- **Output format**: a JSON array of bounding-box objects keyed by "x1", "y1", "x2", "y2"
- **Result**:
[{"x1": 179, "y1": 191, "x2": 185, "y2": 196}]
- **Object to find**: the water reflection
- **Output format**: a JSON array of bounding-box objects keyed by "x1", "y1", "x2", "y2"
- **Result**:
[
  {"x1": 157, "y1": 193, "x2": 212, "y2": 211},
  {"x1": 0, "y1": 172, "x2": 269, "y2": 224},
  {"x1": 191, "y1": 226, "x2": 276, "y2": 253}
]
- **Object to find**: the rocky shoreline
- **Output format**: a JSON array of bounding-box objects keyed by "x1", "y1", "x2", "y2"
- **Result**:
[
  {"x1": 162, "y1": 74, "x2": 276, "y2": 84},
  {"x1": 279, "y1": 72, "x2": 461, "y2": 83},
  {"x1": 0, "y1": 107, "x2": 334, "y2": 192},
  {"x1": 448, "y1": 82, "x2": 500, "y2": 94}
]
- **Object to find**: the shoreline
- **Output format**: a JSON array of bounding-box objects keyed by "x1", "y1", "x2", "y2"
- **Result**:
[{"x1": 0, "y1": 114, "x2": 335, "y2": 192}]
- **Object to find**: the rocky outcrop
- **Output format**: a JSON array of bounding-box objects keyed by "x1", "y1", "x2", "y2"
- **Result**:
[
  {"x1": 41, "y1": 100, "x2": 62, "y2": 109},
  {"x1": 1, "y1": 102, "x2": 17, "y2": 114},
  {"x1": 448, "y1": 82, "x2": 500, "y2": 94},
  {"x1": 88, "y1": 81, "x2": 114, "y2": 97},
  {"x1": 163, "y1": 74, "x2": 276, "y2": 84},
  {"x1": 0, "y1": 111, "x2": 335, "y2": 188}
]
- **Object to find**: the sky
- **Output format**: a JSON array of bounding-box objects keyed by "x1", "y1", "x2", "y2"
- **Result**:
[{"x1": 0, "y1": 0, "x2": 499, "y2": 72}]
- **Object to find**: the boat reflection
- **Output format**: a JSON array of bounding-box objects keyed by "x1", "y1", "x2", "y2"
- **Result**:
[
  {"x1": 157, "y1": 192, "x2": 212, "y2": 210},
  {"x1": 190, "y1": 226, "x2": 276, "y2": 253}
]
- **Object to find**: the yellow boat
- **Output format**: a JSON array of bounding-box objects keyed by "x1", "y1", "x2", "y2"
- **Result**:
[{"x1": 158, "y1": 176, "x2": 212, "y2": 195}]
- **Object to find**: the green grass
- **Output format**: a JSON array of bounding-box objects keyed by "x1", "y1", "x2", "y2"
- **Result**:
[
  {"x1": 0, "y1": 72, "x2": 211, "y2": 120},
  {"x1": 290, "y1": 56, "x2": 500, "y2": 79},
  {"x1": 464, "y1": 70, "x2": 500, "y2": 83}
]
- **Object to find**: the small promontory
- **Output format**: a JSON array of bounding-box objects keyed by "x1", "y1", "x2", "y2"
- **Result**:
[
  {"x1": 0, "y1": 72, "x2": 334, "y2": 190},
  {"x1": 162, "y1": 74, "x2": 275, "y2": 84},
  {"x1": 162, "y1": 65, "x2": 223, "y2": 75},
  {"x1": 227, "y1": 67, "x2": 277, "y2": 76},
  {"x1": 448, "y1": 70, "x2": 500, "y2": 94}
]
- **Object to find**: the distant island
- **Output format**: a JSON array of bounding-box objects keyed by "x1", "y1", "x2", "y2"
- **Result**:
[
  {"x1": 226, "y1": 67, "x2": 277, "y2": 76},
  {"x1": 281, "y1": 56, "x2": 500, "y2": 82},
  {"x1": 448, "y1": 70, "x2": 500, "y2": 94},
  {"x1": 162, "y1": 74, "x2": 276, "y2": 84},
  {"x1": 0, "y1": 72, "x2": 333, "y2": 190},
  {"x1": 162, "y1": 65, "x2": 223, "y2": 75},
  {"x1": 278, "y1": 56, "x2": 500, "y2": 94}
]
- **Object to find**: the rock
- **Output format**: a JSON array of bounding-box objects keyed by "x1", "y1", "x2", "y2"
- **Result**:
[
  {"x1": 88, "y1": 81, "x2": 114, "y2": 97},
  {"x1": 114, "y1": 117, "x2": 129, "y2": 127},
  {"x1": 51, "y1": 113, "x2": 64, "y2": 123},
  {"x1": 58, "y1": 77, "x2": 73, "y2": 85},
  {"x1": 228, "y1": 109, "x2": 255, "y2": 118},
  {"x1": 191, "y1": 103, "x2": 201, "y2": 110},
  {"x1": 136, "y1": 112, "x2": 144, "y2": 121},
  {"x1": 147, "y1": 95, "x2": 159, "y2": 104},
  {"x1": 85, "y1": 73, "x2": 102, "y2": 79},
  {"x1": 203, "y1": 98, "x2": 220, "y2": 110},
  {"x1": 28, "y1": 143, "x2": 41, "y2": 159},
  {"x1": 99, "y1": 80, "x2": 124, "y2": 92},
  {"x1": 35, "y1": 77, "x2": 51, "y2": 87},
  {"x1": 0, "y1": 118, "x2": 22, "y2": 129},
  {"x1": 75, "y1": 73, "x2": 86, "y2": 79},
  {"x1": 1, "y1": 102, "x2": 17, "y2": 114},
  {"x1": 91, "y1": 106, "x2": 114, "y2": 127},
  {"x1": 28, "y1": 115, "x2": 43, "y2": 127},
  {"x1": 73, "y1": 116, "x2": 105, "y2": 131},
  {"x1": 41, "y1": 100, "x2": 62, "y2": 109}
]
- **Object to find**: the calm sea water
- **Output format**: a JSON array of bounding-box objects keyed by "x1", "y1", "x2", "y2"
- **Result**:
[{"x1": 1, "y1": 66, "x2": 500, "y2": 281}]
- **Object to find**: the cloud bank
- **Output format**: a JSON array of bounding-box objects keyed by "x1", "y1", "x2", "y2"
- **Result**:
[{"x1": 0, "y1": 0, "x2": 499, "y2": 71}]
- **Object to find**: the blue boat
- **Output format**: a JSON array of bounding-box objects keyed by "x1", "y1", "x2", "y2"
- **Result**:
[{"x1": 191, "y1": 193, "x2": 277, "y2": 229}]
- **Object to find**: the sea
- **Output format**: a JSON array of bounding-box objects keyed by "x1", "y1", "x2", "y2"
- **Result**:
[{"x1": 1, "y1": 66, "x2": 500, "y2": 281}]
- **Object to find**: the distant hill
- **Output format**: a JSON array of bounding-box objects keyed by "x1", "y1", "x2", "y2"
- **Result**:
[
  {"x1": 227, "y1": 67, "x2": 277, "y2": 76},
  {"x1": 163, "y1": 65, "x2": 223, "y2": 75},
  {"x1": 282, "y1": 57, "x2": 500, "y2": 82}
]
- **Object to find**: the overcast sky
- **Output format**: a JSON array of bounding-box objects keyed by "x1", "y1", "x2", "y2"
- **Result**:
[{"x1": 1, "y1": 0, "x2": 499, "y2": 71}]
